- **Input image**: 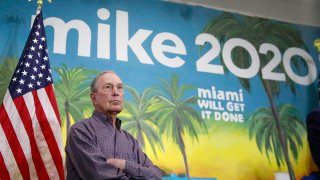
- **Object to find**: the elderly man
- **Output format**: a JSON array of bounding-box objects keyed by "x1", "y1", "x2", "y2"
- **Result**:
[{"x1": 65, "y1": 71, "x2": 162, "y2": 179}]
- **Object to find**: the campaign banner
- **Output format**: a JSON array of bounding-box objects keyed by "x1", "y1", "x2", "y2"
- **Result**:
[{"x1": 0, "y1": 0, "x2": 319, "y2": 179}]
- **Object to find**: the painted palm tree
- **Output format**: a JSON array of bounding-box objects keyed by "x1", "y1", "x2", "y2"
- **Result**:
[
  {"x1": 0, "y1": 57, "x2": 18, "y2": 104},
  {"x1": 53, "y1": 64, "x2": 97, "y2": 136},
  {"x1": 202, "y1": 12, "x2": 309, "y2": 179},
  {"x1": 151, "y1": 74, "x2": 207, "y2": 180},
  {"x1": 248, "y1": 104, "x2": 305, "y2": 166},
  {"x1": 119, "y1": 85, "x2": 164, "y2": 158}
]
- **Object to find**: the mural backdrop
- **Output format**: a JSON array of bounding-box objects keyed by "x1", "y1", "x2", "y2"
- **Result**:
[{"x1": 0, "y1": 0, "x2": 320, "y2": 179}]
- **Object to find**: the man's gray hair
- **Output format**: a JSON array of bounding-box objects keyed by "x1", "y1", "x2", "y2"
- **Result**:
[{"x1": 90, "y1": 71, "x2": 116, "y2": 93}]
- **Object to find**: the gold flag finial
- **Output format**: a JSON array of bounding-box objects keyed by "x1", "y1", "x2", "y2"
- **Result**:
[
  {"x1": 315, "y1": 38, "x2": 320, "y2": 52},
  {"x1": 37, "y1": 0, "x2": 43, "y2": 9},
  {"x1": 28, "y1": 0, "x2": 52, "y2": 9}
]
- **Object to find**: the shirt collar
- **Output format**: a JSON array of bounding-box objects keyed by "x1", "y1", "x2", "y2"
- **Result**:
[{"x1": 92, "y1": 111, "x2": 122, "y2": 130}]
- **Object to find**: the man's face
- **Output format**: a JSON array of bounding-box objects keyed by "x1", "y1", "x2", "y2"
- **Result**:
[{"x1": 91, "y1": 72, "x2": 124, "y2": 115}]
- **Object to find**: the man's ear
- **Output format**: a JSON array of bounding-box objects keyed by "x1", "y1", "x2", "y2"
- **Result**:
[{"x1": 90, "y1": 93, "x2": 95, "y2": 101}]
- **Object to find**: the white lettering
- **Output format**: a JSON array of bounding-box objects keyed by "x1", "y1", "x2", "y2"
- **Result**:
[
  {"x1": 151, "y1": 32, "x2": 186, "y2": 68},
  {"x1": 97, "y1": 8, "x2": 111, "y2": 59},
  {"x1": 44, "y1": 17, "x2": 91, "y2": 57},
  {"x1": 116, "y1": 10, "x2": 153, "y2": 64}
]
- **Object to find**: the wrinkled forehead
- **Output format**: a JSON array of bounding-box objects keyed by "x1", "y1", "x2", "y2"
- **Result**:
[{"x1": 97, "y1": 72, "x2": 122, "y2": 84}]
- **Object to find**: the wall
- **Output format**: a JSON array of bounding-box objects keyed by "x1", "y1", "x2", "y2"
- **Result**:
[{"x1": 168, "y1": 0, "x2": 320, "y2": 27}]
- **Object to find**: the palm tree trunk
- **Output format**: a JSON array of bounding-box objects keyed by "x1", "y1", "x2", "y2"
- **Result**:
[
  {"x1": 137, "y1": 123, "x2": 144, "y2": 148},
  {"x1": 181, "y1": 146, "x2": 190, "y2": 180},
  {"x1": 178, "y1": 133, "x2": 190, "y2": 180},
  {"x1": 262, "y1": 80, "x2": 296, "y2": 180},
  {"x1": 65, "y1": 101, "x2": 71, "y2": 136},
  {"x1": 176, "y1": 119, "x2": 190, "y2": 180}
]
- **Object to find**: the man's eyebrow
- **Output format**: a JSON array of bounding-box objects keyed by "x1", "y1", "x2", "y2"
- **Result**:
[{"x1": 103, "y1": 82, "x2": 123, "y2": 85}]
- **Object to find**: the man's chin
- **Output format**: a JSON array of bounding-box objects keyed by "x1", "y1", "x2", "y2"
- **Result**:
[
  {"x1": 111, "y1": 110, "x2": 121, "y2": 114},
  {"x1": 111, "y1": 108, "x2": 122, "y2": 114}
]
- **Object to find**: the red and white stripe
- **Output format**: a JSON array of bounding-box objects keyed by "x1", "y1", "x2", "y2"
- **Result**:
[{"x1": 0, "y1": 84, "x2": 64, "y2": 180}]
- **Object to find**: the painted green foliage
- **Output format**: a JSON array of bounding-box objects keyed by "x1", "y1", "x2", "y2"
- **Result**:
[
  {"x1": 151, "y1": 74, "x2": 207, "y2": 179},
  {"x1": 120, "y1": 75, "x2": 208, "y2": 178},
  {"x1": 248, "y1": 104, "x2": 305, "y2": 166},
  {"x1": 53, "y1": 64, "x2": 98, "y2": 135},
  {"x1": 119, "y1": 85, "x2": 165, "y2": 158},
  {"x1": 0, "y1": 57, "x2": 18, "y2": 104},
  {"x1": 202, "y1": 12, "x2": 308, "y2": 179}
]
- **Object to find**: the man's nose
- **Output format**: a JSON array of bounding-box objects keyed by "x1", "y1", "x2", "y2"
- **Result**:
[{"x1": 112, "y1": 87, "x2": 120, "y2": 95}]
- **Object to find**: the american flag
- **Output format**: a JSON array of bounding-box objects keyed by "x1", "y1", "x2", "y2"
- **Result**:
[{"x1": 0, "y1": 10, "x2": 64, "y2": 179}]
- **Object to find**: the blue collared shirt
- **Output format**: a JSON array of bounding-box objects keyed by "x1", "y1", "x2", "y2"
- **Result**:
[{"x1": 65, "y1": 111, "x2": 162, "y2": 180}]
